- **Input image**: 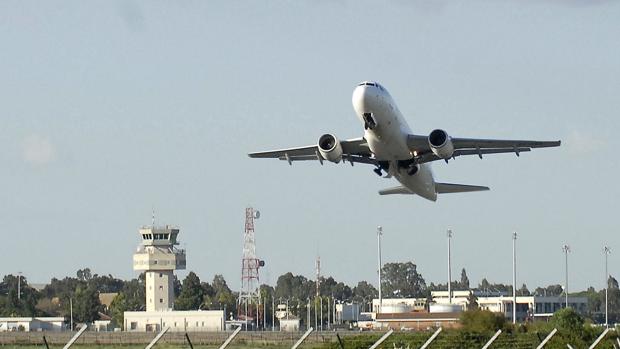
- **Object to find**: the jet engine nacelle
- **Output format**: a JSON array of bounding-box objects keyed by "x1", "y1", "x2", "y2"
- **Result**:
[
  {"x1": 428, "y1": 129, "x2": 454, "y2": 159},
  {"x1": 318, "y1": 134, "x2": 343, "y2": 163}
]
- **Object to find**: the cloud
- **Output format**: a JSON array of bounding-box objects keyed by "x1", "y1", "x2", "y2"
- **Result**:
[
  {"x1": 22, "y1": 134, "x2": 56, "y2": 166},
  {"x1": 116, "y1": 0, "x2": 145, "y2": 32}
]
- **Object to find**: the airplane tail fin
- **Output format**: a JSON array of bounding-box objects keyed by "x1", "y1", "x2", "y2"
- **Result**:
[{"x1": 435, "y1": 182, "x2": 490, "y2": 194}]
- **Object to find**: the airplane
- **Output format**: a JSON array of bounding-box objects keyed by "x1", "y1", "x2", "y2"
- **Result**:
[{"x1": 248, "y1": 81, "x2": 561, "y2": 201}]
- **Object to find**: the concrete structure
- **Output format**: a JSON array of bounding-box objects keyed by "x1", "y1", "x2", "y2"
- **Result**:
[
  {"x1": 335, "y1": 303, "x2": 361, "y2": 323},
  {"x1": 0, "y1": 317, "x2": 64, "y2": 332},
  {"x1": 371, "y1": 298, "x2": 426, "y2": 314},
  {"x1": 125, "y1": 224, "x2": 223, "y2": 332},
  {"x1": 375, "y1": 312, "x2": 460, "y2": 330},
  {"x1": 124, "y1": 310, "x2": 224, "y2": 332},
  {"x1": 431, "y1": 290, "x2": 588, "y2": 321},
  {"x1": 133, "y1": 225, "x2": 186, "y2": 311},
  {"x1": 279, "y1": 317, "x2": 300, "y2": 332}
]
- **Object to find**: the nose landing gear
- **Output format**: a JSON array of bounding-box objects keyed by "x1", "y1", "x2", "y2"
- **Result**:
[
  {"x1": 373, "y1": 161, "x2": 390, "y2": 176},
  {"x1": 363, "y1": 113, "x2": 376, "y2": 130}
]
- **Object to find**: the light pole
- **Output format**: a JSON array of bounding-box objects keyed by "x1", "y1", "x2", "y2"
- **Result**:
[
  {"x1": 17, "y1": 272, "x2": 22, "y2": 301},
  {"x1": 447, "y1": 229, "x2": 453, "y2": 304},
  {"x1": 562, "y1": 244, "x2": 571, "y2": 308},
  {"x1": 377, "y1": 226, "x2": 383, "y2": 314},
  {"x1": 320, "y1": 296, "x2": 323, "y2": 331},
  {"x1": 604, "y1": 246, "x2": 611, "y2": 328},
  {"x1": 512, "y1": 232, "x2": 517, "y2": 324}
]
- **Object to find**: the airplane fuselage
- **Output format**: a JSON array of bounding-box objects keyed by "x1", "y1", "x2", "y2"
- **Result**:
[{"x1": 351, "y1": 82, "x2": 438, "y2": 201}]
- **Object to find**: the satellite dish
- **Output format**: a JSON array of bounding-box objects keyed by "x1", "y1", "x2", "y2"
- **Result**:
[{"x1": 254, "y1": 210, "x2": 261, "y2": 219}]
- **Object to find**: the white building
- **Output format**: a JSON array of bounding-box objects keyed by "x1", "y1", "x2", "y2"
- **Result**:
[
  {"x1": 279, "y1": 317, "x2": 300, "y2": 332},
  {"x1": 124, "y1": 310, "x2": 224, "y2": 332},
  {"x1": 335, "y1": 303, "x2": 361, "y2": 322},
  {"x1": 125, "y1": 225, "x2": 224, "y2": 332},
  {"x1": 372, "y1": 298, "x2": 427, "y2": 314},
  {"x1": 0, "y1": 317, "x2": 64, "y2": 332},
  {"x1": 431, "y1": 290, "x2": 588, "y2": 320},
  {"x1": 133, "y1": 225, "x2": 186, "y2": 311}
]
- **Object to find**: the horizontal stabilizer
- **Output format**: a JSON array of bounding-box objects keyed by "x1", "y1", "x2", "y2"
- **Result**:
[
  {"x1": 435, "y1": 182, "x2": 490, "y2": 194},
  {"x1": 378, "y1": 186, "x2": 413, "y2": 195}
]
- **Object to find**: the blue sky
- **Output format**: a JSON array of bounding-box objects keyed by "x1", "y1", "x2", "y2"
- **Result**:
[{"x1": 1, "y1": 1, "x2": 619, "y2": 293}]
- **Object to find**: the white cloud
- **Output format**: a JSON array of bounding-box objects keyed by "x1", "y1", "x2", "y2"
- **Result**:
[{"x1": 22, "y1": 134, "x2": 56, "y2": 166}]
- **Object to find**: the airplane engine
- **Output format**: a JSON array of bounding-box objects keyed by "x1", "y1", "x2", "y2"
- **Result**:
[
  {"x1": 318, "y1": 134, "x2": 343, "y2": 163},
  {"x1": 428, "y1": 129, "x2": 454, "y2": 159}
]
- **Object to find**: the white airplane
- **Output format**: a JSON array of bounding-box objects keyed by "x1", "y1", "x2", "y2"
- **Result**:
[{"x1": 249, "y1": 81, "x2": 561, "y2": 201}]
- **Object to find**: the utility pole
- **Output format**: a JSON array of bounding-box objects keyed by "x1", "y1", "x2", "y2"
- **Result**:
[
  {"x1": 447, "y1": 229, "x2": 453, "y2": 304},
  {"x1": 377, "y1": 226, "x2": 383, "y2": 314},
  {"x1": 562, "y1": 244, "x2": 571, "y2": 308},
  {"x1": 604, "y1": 246, "x2": 611, "y2": 328},
  {"x1": 512, "y1": 232, "x2": 517, "y2": 324}
]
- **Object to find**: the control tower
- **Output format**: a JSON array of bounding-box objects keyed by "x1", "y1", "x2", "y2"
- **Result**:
[{"x1": 133, "y1": 225, "x2": 186, "y2": 312}]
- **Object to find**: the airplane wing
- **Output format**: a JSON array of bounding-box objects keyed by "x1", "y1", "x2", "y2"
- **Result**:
[
  {"x1": 407, "y1": 135, "x2": 561, "y2": 164},
  {"x1": 248, "y1": 137, "x2": 376, "y2": 165}
]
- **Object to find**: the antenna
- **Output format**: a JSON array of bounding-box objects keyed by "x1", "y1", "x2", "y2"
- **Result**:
[{"x1": 238, "y1": 207, "x2": 264, "y2": 330}]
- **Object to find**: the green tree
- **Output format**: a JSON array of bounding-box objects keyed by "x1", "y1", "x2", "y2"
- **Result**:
[
  {"x1": 72, "y1": 285, "x2": 101, "y2": 324},
  {"x1": 352, "y1": 281, "x2": 378, "y2": 306},
  {"x1": 466, "y1": 292, "x2": 479, "y2": 310},
  {"x1": 459, "y1": 268, "x2": 470, "y2": 289},
  {"x1": 175, "y1": 272, "x2": 203, "y2": 310},
  {"x1": 518, "y1": 283, "x2": 530, "y2": 296},
  {"x1": 551, "y1": 307, "x2": 584, "y2": 334},
  {"x1": 381, "y1": 262, "x2": 426, "y2": 298},
  {"x1": 108, "y1": 293, "x2": 126, "y2": 328},
  {"x1": 0, "y1": 274, "x2": 40, "y2": 317}
]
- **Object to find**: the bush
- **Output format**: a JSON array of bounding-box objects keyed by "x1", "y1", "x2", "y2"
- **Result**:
[
  {"x1": 460, "y1": 309, "x2": 506, "y2": 333},
  {"x1": 550, "y1": 308, "x2": 584, "y2": 334}
]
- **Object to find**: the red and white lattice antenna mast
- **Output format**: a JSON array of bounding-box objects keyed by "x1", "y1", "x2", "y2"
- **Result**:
[{"x1": 238, "y1": 207, "x2": 264, "y2": 329}]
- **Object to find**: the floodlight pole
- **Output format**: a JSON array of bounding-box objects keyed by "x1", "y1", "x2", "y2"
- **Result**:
[
  {"x1": 17, "y1": 272, "x2": 21, "y2": 300},
  {"x1": 447, "y1": 230, "x2": 453, "y2": 304},
  {"x1": 377, "y1": 226, "x2": 383, "y2": 314},
  {"x1": 562, "y1": 244, "x2": 571, "y2": 308},
  {"x1": 512, "y1": 232, "x2": 517, "y2": 324},
  {"x1": 604, "y1": 246, "x2": 611, "y2": 328}
]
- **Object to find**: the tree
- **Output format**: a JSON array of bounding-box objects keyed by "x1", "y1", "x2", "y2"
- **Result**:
[
  {"x1": 460, "y1": 309, "x2": 505, "y2": 332},
  {"x1": 459, "y1": 268, "x2": 470, "y2": 289},
  {"x1": 0, "y1": 274, "x2": 40, "y2": 317},
  {"x1": 352, "y1": 281, "x2": 378, "y2": 305},
  {"x1": 175, "y1": 272, "x2": 203, "y2": 310},
  {"x1": 466, "y1": 292, "x2": 479, "y2": 310},
  {"x1": 108, "y1": 293, "x2": 127, "y2": 328},
  {"x1": 518, "y1": 284, "x2": 530, "y2": 296},
  {"x1": 72, "y1": 284, "x2": 101, "y2": 324},
  {"x1": 76, "y1": 268, "x2": 92, "y2": 281},
  {"x1": 551, "y1": 307, "x2": 584, "y2": 334},
  {"x1": 204, "y1": 275, "x2": 236, "y2": 315},
  {"x1": 381, "y1": 262, "x2": 427, "y2": 298}
]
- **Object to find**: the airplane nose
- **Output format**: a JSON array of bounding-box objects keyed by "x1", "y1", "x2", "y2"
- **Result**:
[{"x1": 352, "y1": 85, "x2": 372, "y2": 113}]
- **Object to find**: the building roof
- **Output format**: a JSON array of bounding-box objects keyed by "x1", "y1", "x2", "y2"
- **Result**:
[{"x1": 376, "y1": 312, "x2": 460, "y2": 321}]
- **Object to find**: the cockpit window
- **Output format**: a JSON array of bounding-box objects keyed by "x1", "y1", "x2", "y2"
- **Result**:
[{"x1": 357, "y1": 82, "x2": 377, "y2": 87}]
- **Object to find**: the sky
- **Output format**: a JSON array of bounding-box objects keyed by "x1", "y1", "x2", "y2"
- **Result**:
[{"x1": 1, "y1": 1, "x2": 619, "y2": 294}]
